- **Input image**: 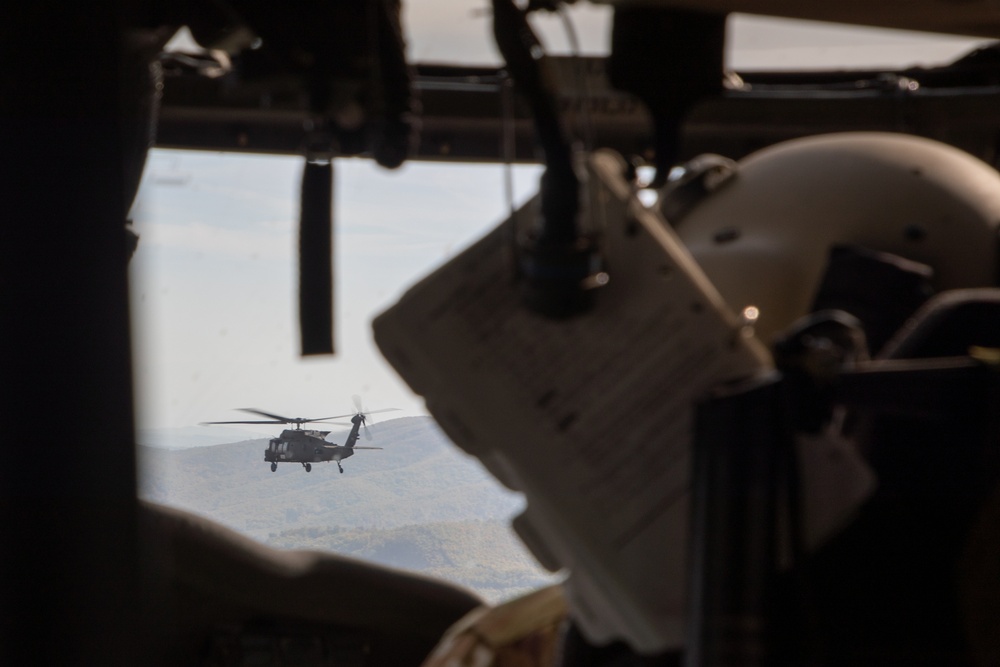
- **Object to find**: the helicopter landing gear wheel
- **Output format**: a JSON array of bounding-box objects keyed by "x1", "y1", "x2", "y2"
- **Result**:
[
  {"x1": 338, "y1": 463, "x2": 343, "y2": 473},
  {"x1": 305, "y1": 463, "x2": 312, "y2": 472},
  {"x1": 270, "y1": 463, "x2": 277, "y2": 472}
]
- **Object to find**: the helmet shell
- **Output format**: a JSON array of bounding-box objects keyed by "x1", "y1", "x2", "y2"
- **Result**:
[{"x1": 670, "y1": 132, "x2": 1000, "y2": 343}]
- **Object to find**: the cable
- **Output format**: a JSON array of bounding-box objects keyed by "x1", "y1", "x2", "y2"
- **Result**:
[{"x1": 556, "y1": 6, "x2": 594, "y2": 154}]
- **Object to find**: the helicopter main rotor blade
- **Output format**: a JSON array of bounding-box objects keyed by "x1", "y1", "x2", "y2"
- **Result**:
[
  {"x1": 238, "y1": 408, "x2": 297, "y2": 422},
  {"x1": 236, "y1": 408, "x2": 354, "y2": 424},
  {"x1": 199, "y1": 420, "x2": 286, "y2": 425},
  {"x1": 351, "y1": 446, "x2": 383, "y2": 450}
]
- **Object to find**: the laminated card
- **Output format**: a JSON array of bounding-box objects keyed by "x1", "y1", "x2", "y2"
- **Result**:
[{"x1": 374, "y1": 150, "x2": 773, "y2": 652}]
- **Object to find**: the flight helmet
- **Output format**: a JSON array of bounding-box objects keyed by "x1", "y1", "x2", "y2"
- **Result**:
[{"x1": 664, "y1": 132, "x2": 1000, "y2": 349}]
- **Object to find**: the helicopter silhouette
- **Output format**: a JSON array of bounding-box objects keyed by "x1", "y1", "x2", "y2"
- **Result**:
[{"x1": 202, "y1": 396, "x2": 398, "y2": 473}]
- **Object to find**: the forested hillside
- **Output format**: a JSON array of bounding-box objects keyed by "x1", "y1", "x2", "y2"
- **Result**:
[
  {"x1": 138, "y1": 416, "x2": 559, "y2": 602},
  {"x1": 268, "y1": 519, "x2": 558, "y2": 602}
]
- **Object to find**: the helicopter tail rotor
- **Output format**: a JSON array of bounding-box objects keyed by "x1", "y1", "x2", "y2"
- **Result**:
[
  {"x1": 351, "y1": 394, "x2": 399, "y2": 440},
  {"x1": 352, "y1": 395, "x2": 373, "y2": 440}
]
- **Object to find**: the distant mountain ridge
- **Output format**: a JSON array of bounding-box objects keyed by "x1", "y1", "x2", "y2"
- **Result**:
[
  {"x1": 138, "y1": 416, "x2": 558, "y2": 602},
  {"x1": 138, "y1": 424, "x2": 268, "y2": 449},
  {"x1": 268, "y1": 520, "x2": 559, "y2": 603}
]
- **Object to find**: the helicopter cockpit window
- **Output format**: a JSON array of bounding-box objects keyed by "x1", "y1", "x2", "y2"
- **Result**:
[
  {"x1": 726, "y1": 14, "x2": 991, "y2": 70},
  {"x1": 133, "y1": 7, "x2": 988, "y2": 607},
  {"x1": 403, "y1": 3, "x2": 989, "y2": 71},
  {"x1": 132, "y1": 150, "x2": 559, "y2": 603}
]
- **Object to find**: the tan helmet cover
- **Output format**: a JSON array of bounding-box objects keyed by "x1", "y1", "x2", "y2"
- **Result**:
[{"x1": 669, "y1": 132, "x2": 1000, "y2": 344}]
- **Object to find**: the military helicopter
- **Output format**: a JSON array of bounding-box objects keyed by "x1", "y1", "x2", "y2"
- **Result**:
[{"x1": 201, "y1": 397, "x2": 398, "y2": 473}]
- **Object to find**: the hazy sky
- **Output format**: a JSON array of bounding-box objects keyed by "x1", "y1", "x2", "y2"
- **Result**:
[
  {"x1": 131, "y1": 156, "x2": 544, "y2": 431},
  {"x1": 131, "y1": 6, "x2": 990, "y2": 433}
]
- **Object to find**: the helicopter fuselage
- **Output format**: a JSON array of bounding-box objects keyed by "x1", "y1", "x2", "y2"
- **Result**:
[
  {"x1": 264, "y1": 429, "x2": 356, "y2": 464},
  {"x1": 263, "y1": 416, "x2": 369, "y2": 472}
]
